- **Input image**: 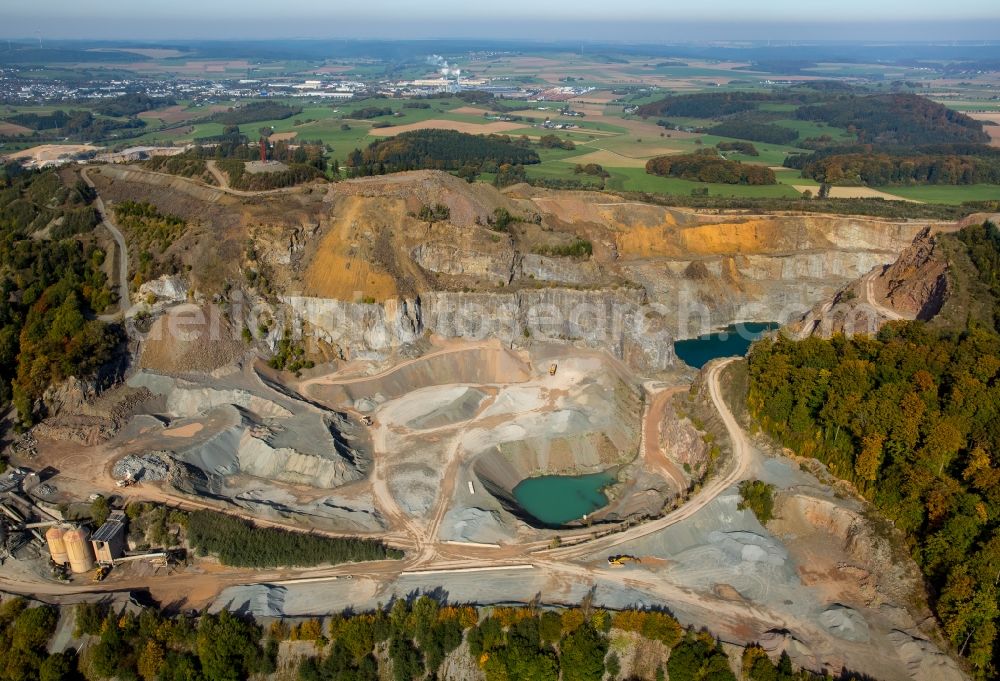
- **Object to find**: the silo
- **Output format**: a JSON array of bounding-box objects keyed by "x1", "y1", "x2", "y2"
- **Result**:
[
  {"x1": 64, "y1": 528, "x2": 95, "y2": 574},
  {"x1": 45, "y1": 526, "x2": 69, "y2": 565}
]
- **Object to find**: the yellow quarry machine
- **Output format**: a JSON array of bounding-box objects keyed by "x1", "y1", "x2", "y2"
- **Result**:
[
  {"x1": 607, "y1": 554, "x2": 640, "y2": 567},
  {"x1": 549, "y1": 363, "x2": 558, "y2": 376}
]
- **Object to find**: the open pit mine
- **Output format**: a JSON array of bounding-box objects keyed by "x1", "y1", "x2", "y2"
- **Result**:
[{"x1": 1, "y1": 165, "x2": 981, "y2": 681}]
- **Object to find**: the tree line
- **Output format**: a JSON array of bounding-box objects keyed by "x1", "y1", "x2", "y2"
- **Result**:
[
  {"x1": 92, "y1": 93, "x2": 176, "y2": 117},
  {"x1": 0, "y1": 594, "x2": 865, "y2": 681},
  {"x1": 786, "y1": 145, "x2": 1000, "y2": 186},
  {"x1": 7, "y1": 109, "x2": 145, "y2": 141},
  {"x1": 185, "y1": 509, "x2": 402, "y2": 568}
]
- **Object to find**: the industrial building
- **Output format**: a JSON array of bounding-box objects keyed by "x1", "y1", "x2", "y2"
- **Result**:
[{"x1": 92, "y1": 510, "x2": 127, "y2": 564}]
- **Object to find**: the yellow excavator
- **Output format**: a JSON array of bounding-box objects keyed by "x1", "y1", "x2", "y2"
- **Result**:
[
  {"x1": 607, "y1": 554, "x2": 640, "y2": 567},
  {"x1": 549, "y1": 363, "x2": 558, "y2": 376},
  {"x1": 92, "y1": 565, "x2": 111, "y2": 582}
]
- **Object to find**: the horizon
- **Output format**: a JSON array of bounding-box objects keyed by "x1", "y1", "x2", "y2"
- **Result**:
[{"x1": 6, "y1": 0, "x2": 1000, "y2": 42}]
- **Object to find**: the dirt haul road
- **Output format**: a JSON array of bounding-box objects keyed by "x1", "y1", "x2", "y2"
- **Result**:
[
  {"x1": 81, "y1": 167, "x2": 130, "y2": 320},
  {"x1": 0, "y1": 355, "x2": 751, "y2": 610},
  {"x1": 863, "y1": 269, "x2": 908, "y2": 321},
  {"x1": 543, "y1": 357, "x2": 751, "y2": 559}
]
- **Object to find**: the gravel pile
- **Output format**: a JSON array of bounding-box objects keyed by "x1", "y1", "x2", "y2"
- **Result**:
[{"x1": 112, "y1": 452, "x2": 171, "y2": 481}]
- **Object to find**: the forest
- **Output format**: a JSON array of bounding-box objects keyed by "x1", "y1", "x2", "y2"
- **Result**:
[
  {"x1": 791, "y1": 151, "x2": 1000, "y2": 186},
  {"x1": 706, "y1": 121, "x2": 799, "y2": 145},
  {"x1": 645, "y1": 152, "x2": 776, "y2": 185},
  {"x1": 637, "y1": 89, "x2": 991, "y2": 151},
  {"x1": 348, "y1": 106, "x2": 395, "y2": 119},
  {"x1": 716, "y1": 141, "x2": 759, "y2": 156},
  {"x1": 746, "y1": 222, "x2": 1000, "y2": 677},
  {"x1": 636, "y1": 91, "x2": 779, "y2": 118},
  {"x1": 211, "y1": 102, "x2": 301, "y2": 126},
  {"x1": 185, "y1": 510, "x2": 402, "y2": 568},
  {"x1": 794, "y1": 94, "x2": 989, "y2": 146},
  {"x1": 7, "y1": 109, "x2": 146, "y2": 140},
  {"x1": 0, "y1": 594, "x2": 856, "y2": 681},
  {"x1": 0, "y1": 169, "x2": 119, "y2": 430},
  {"x1": 92, "y1": 93, "x2": 176, "y2": 117},
  {"x1": 345, "y1": 129, "x2": 539, "y2": 176}
]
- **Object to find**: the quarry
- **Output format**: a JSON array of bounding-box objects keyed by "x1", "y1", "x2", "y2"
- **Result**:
[{"x1": 0, "y1": 164, "x2": 984, "y2": 681}]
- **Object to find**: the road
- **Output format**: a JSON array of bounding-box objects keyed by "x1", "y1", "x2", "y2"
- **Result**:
[
  {"x1": 205, "y1": 160, "x2": 230, "y2": 189},
  {"x1": 0, "y1": 353, "x2": 753, "y2": 611},
  {"x1": 639, "y1": 384, "x2": 688, "y2": 493},
  {"x1": 543, "y1": 358, "x2": 751, "y2": 560},
  {"x1": 81, "y1": 167, "x2": 130, "y2": 321},
  {"x1": 862, "y1": 269, "x2": 907, "y2": 321}
]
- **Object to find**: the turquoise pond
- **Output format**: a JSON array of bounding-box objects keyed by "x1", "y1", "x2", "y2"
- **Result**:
[
  {"x1": 512, "y1": 471, "x2": 617, "y2": 526},
  {"x1": 673, "y1": 322, "x2": 779, "y2": 369}
]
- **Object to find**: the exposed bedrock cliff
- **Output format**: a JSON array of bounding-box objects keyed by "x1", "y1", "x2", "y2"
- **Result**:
[
  {"x1": 284, "y1": 287, "x2": 675, "y2": 372},
  {"x1": 787, "y1": 228, "x2": 950, "y2": 339}
]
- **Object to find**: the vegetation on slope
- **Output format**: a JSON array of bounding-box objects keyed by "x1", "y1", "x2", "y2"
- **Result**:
[
  {"x1": 215, "y1": 159, "x2": 324, "y2": 191},
  {"x1": 738, "y1": 480, "x2": 775, "y2": 524},
  {"x1": 111, "y1": 200, "x2": 187, "y2": 285},
  {"x1": 0, "y1": 169, "x2": 119, "y2": 430},
  {"x1": 747, "y1": 223, "x2": 1000, "y2": 676}
]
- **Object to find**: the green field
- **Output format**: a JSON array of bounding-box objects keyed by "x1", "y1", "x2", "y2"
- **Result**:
[{"x1": 872, "y1": 184, "x2": 1000, "y2": 204}]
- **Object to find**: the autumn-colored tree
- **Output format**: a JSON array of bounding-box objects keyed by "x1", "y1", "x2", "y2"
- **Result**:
[{"x1": 137, "y1": 639, "x2": 165, "y2": 681}]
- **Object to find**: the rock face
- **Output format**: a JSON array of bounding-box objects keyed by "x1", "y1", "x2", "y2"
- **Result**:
[
  {"x1": 871, "y1": 228, "x2": 949, "y2": 320},
  {"x1": 284, "y1": 287, "x2": 675, "y2": 372},
  {"x1": 787, "y1": 228, "x2": 951, "y2": 339},
  {"x1": 138, "y1": 275, "x2": 189, "y2": 305}
]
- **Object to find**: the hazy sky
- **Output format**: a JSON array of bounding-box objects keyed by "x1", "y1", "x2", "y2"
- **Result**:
[{"x1": 6, "y1": 0, "x2": 1000, "y2": 40}]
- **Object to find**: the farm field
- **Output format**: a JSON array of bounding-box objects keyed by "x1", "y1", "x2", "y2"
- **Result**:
[
  {"x1": 790, "y1": 185, "x2": 919, "y2": 202},
  {"x1": 3, "y1": 53, "x2": 998, "y2": 206},
  {"x1": 868, "y1": 184, "x2": 1000, "y2": 204}
]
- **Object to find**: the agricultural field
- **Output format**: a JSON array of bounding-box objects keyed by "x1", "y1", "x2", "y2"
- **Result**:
[{"x1": 3, "y1": 47, "x2": 999, "y2": 205}]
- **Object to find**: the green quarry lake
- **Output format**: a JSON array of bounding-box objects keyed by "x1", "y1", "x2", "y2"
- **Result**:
[
  {"x1": 512, "y1": 471, "x2": 616, "y2": 526},
  {"x1": 674, "y1": 322, "x2": 779, "y2": 369}
]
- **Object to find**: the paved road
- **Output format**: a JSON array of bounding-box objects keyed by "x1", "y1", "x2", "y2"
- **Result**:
[{"x1": 81, "y1": 167, "x2": 130, "y2": 321}]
